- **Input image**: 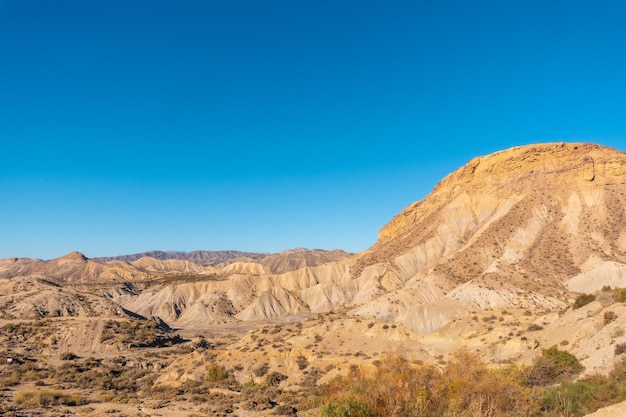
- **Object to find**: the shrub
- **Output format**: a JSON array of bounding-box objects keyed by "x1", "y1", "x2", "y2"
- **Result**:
[
  {"x1": 273, "y1": 404, "x2": 298, "y2": 416},
  {"x1": 321, "y1": 351, "x2": 539, "y2": 417},
  {"x1": 61, "y1": 352, "x2": 78, "y2": 361},
  {"x1": 296, "y1": 355, "x2": 309, "y2": 371},
  {"x1": 319, "y1": 352, "x2": 626, "y2": 417},
  {"x1": 604, "y1": 311, "x2": 617, "y2": 325},
  {"x1": 254, "y1": 363, "x2": 269, "y2": 377},
  {"x1": 573, "y1": 294, "x2": 596, "y2": 310},
  {"x1": 205, "y1": 363, "x2": 229, "y2": 383},
  {"x1": 541, "y1": 378, "x2": 602, "y2": 417},
  {"x1": 615, "y1": 343, "x2": 626, "y2": 356},
  {"x1": 614, "y1": 288, "x2": 626, "y2": 303},
  {"x1": 264, "y1": 371, "x2": 287, "y2": 387},
  {"x1": 527, "y1": 346, "x2": 584, "y2": 386},
  {"x1": 322, "y1": 397, "x2": 370, "y2": 417}
]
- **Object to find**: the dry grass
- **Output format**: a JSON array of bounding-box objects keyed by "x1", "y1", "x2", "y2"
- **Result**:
[{"x1": 14, "y1": 389, "x2": 83, "y2": 407}]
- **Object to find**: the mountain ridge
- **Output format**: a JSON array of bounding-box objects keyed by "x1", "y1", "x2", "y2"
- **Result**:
[{"x1": 94, "y1": 249, "x2": 267, "y2": 265}]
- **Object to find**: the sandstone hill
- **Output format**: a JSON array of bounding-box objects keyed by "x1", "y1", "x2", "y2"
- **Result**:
[
  {"x1": 233, "y1": 248, "x2": 351, "y2": 274},
  {"x1": 0, "y1": 251, "x2": 147, "y2": 283},
  {"x1": 347, "y1": 142, "x2": 626, "y2": 327}
]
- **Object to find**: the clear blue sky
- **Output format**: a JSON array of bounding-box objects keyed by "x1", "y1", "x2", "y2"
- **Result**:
[{"x1": 1, "y1": 1, "x2": 625, "y2": 260}]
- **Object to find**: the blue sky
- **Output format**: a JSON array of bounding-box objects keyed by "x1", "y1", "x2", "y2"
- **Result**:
[{"x1": 1, "y1": 1, "x2": 625, "y2": 260}]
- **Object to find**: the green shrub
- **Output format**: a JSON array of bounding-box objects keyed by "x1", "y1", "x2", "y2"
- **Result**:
[
  {"x1": 205, "y1": 363, "x2": 229, "y2": 383},
  {"x1": 614, "y1": 288, "x2": 626, "y2": 303},
  {"x1": 527, "y1": 346, "x2": 584, "y2": 386},
  {"x1": 322, "y1": 397, "x2": 370, "y2": 417},
  {"x1": 541, "y1": 379, "x2": 599, "y2": 417}
]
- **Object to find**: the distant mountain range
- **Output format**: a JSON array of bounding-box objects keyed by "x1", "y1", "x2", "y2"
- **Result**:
[{"x1": 94, "y1": 250, "x2": 266, "y2": 266}]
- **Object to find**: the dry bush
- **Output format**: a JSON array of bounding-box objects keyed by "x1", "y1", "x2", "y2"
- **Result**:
[
  {"x1": 53, "y1": 356, "x2": 152, "y2": 400},
  {"x1": 273, "y1": 404, "x2": 298, "y2": 416},
  {"x1": 0, "y1": 359, "x2": 52, "y2": 387},
  {"x1": 604, "y1": 311, "x2": 617, "y2": 325},
  {"x1": 321, "y1": 350, "x2": 539, "y2": 417},
  {"x1": 0, "y1": 370, "x2": 22, "y2": 387},
  {"x1": 265, "y1": 371, "x2": 287, "y2": 387},
  {"x1": 573, "y1": 294, "x2": 596, "y2": 310},
  {"x1": 14, "y1": 389, "x2": 83, "y2": 407},
  {"x1": 254, "y1": 363, "x2": 270, "y2": 377},
  {"x1": 615, "y1": 343, "x2": 626, "y2": 356},
  {"x1": 296, "y1": 355, "x2": 309, "y2": 370},
  {"x1": 60, "y1": 352, "x2": 78, "y2": 360},
  {"x1": 318, "y1": 349, "x2": 626, "y2": 417}
]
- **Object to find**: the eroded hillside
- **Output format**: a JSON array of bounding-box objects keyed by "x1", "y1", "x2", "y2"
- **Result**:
[{"x1": 3, "y1": 143, "x2": 626, "y2": 416}]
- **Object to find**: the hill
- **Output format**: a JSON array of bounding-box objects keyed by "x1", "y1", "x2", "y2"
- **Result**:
[{"x1": 3, "y1": 142, "x2": 626, "y2": 416}]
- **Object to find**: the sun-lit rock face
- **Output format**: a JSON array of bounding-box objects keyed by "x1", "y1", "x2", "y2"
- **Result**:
[
  {"x1": 379, "y1": 143, "x2": 626, "y2": 245},
  {"x1": 332, "y1": 143, "x2": 626, "y2": 336},
  {"x1": 360, "y1": 143, "x2": 626, "y2": 286},
  {"x1": 379, "y1": 143, "x2": 623, "y2": 243}
]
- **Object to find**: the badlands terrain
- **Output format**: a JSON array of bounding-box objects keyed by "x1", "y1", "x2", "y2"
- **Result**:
[{"x1": 3, "y1": 142, "x2": 626, "y2": 416}]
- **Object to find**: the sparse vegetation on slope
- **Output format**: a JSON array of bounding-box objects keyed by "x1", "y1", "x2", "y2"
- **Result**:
[
  {"x1": 100, "y1": 318, "x2": 184, "y2": 347},
  {"x1": 322, "y1": 350, "x2": 626, "y2": 417}
]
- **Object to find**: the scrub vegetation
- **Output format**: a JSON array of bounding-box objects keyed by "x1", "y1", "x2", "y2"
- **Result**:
[{"x1": 321, "y1": 349, "x2": 626, "y2": 417}]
